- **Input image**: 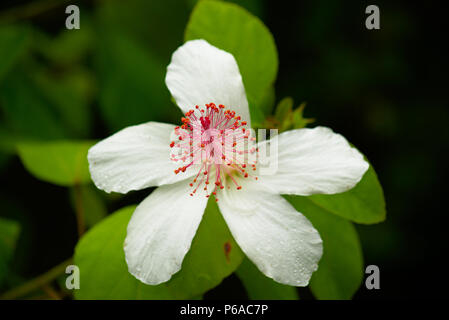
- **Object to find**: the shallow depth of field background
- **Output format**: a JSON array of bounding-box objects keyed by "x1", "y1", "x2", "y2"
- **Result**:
[{"x1": 0, "y1": 0, "x2": 447, "y2": 299}]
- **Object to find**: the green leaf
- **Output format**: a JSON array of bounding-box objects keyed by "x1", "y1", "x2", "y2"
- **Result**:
[
  {"x1": 272, "y1": 98, "x2": 314, "y2": 132},
  {"x1": 74, "y1": 200, "x2": 244, "y2": 299},
  {"x1": 274, "y1": 97, "x2": 294, "y2": 131},
  {"x1": 307, "y1": 165, "x2": 386, "y2": 224},
  {"x1": 248, "y1": 85, "x2": 276, "y2": 128},
  {"x1": 74, "y1": 206, "x2": 174, "y2": 299},
  {"x1": 286, "y1": 195, "x2": 363, "y2": 300},
  {"x1": 236, "y1": 258, "x2": 299, "y2": 300},
  {"x1": 0, "y1": 217, "x2": 21, "y2": 286},
  {"x1": 185, "y1": 0, "x2": 278, "y2": 122},
  {"x1": 0, "y1": 26, "x2": 29, "y2": 82},
  {"x1": 0, "y1": 71, "x2": 67, "y2": 141},
  {"x1": 291, "y1": 102, "x2": 314, "y2": 129},
  {"x1": 17, "y1": 141, "x2": 94, "y2": 186},
  {"x1": 70, "y1": 185, "x2": 107, "y2": 228},
  {"x1": 96, "y1": 31, "x2": 178, "y2": 132}
]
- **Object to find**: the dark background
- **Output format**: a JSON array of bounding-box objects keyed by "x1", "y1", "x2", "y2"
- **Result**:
[{"x1": 0, "y1": 0, "x2": 447, "y2": 299}]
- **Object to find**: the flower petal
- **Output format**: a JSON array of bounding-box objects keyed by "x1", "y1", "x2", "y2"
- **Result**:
[
  {"x1": 258, "y1": 126, "x2": 369, "y2": 196},
  {"x1": 88, "y1": 121, "x2": 195, "y2": 194},
  {"x1": 218, "y1": 183, "x2": 323, "y2": 286},
  {"x1": 166, "y1": 39, "x2": 251, "y2": 126},
  {"x1": 124, "y1": 179, "x2": 210, "y2": 285}
]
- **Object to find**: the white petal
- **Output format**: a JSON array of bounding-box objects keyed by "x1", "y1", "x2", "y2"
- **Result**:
[
  {"x1": 166, "y1": 39, "x2": 251, "y2": 126},
  {"x1": 124, "y1": 179, "x2": 210, "y2": 285},
  {"x1": 258, "y1": 126, "x2": 369, "y2": 196},
  {"x1": 218, "y1": 183, "x2": 323, "y2": 286},
  {"x1": 88, "y1": 122, "x2": 195, "y2": 194}
]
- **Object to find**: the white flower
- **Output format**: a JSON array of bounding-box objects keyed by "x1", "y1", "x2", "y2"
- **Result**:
[{"x1": 88, "y1": 40, "x2": 369, "y2": 287}]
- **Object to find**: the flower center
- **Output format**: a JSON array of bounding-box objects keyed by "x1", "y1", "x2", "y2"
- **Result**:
[{"x1": 170, "y1": 103, "x2": 258, "y2": 201}]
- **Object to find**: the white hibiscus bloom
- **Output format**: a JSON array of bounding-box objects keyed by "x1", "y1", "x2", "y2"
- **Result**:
[{"x1": 88, "y1": 40, "x2": 369, "y2": 287}]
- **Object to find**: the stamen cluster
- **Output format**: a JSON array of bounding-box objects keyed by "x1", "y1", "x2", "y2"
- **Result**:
[{"x1": 169, "y1": 103, "x2": 258, "y2": 200}]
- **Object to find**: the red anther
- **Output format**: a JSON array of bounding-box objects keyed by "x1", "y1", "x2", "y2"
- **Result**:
[
  {"x1": 232, "y1": 142, "x2": 236, "y2": 147},
  {"x1": 219, "y1": 104, "x2": 225, "y2": 108},
  {"x1": 237, "y1": 186, "x2": 242, "y2": 190},
  {"x1": 195, "y1": 105, "x2": 199, "y2": 109},
  {"x1": 215, "y1": 198, "x2": 219, "y2": 202},
  {"x1": 212, "y1": 192, "x2": 217, "y2": 195},
  {"x1": 179, "y1": 136, "x2": 183, "y2": 140},
  {"x1": 221, "y1": 155, "x2": 226, "y2": 160},
  {"x1": 244, "y1": 173, "x2": 248, "y2": 178},
  {"x1": 170, "y1": 141, "x2": 175, "y2": 148},
  {"x1": 201, "y1": 143, "x2": 205, "y2": 148},
  {"x1": 190, "y1": 193, "x2": 193, "y2": 196},
  {"x1": 205, "y1": 181, "x2": 209, "y2": 185},
  {"x1": 241, "y1": 121, "x2": 247, "y2": 125},
  {"x1": 189, "y1": 183, "x2": 193, "y2": 187},
  {"x1": 203, "y1": 171, "x2": 208, "y2": 175},
  {"x1": 242, "y1": 164, "x2": 247, "y2": 168},
  {"x1": 220, "y1": 185, "x2": 224, "y2": 189},
  {"x1": 215, "y1": 181, "x2": 220, "y2": 186}
]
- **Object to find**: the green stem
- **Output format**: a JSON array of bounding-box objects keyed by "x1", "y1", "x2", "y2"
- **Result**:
[
  {"x1": 0, "y1": 258, "x2": 73, "y2": 300},
  {"x1": 73, "y1": 184, "x2": 86, "y2": 237}
]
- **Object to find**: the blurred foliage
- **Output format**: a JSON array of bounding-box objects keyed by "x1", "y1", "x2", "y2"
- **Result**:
[
  {"x1": 69, "y1": 185, "x2": 107, "y2": 228},
  {"x1": 0, "y1": 218, "x2": 21, "y2": 287},
  {"x1": 0, "y1": 0, "x2": 445, "y2": 300}
]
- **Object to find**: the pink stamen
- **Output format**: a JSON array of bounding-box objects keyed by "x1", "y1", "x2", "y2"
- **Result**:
[{"x1": 170, "y1": 103, "x2": 258, "y2": 200}]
